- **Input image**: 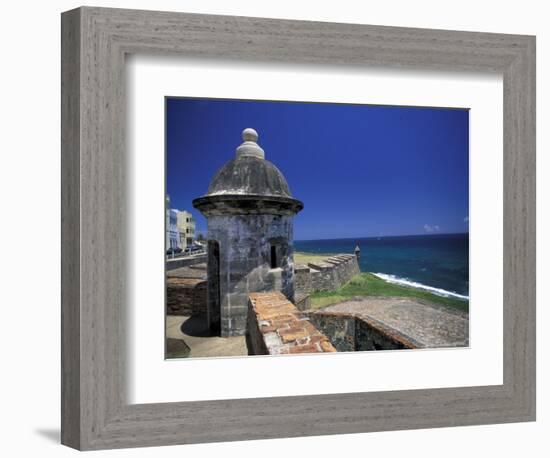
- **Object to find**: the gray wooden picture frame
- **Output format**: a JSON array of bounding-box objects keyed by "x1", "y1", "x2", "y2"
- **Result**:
[{"x1": 61, "y1": 6, "x2": 536, "y2": 451}]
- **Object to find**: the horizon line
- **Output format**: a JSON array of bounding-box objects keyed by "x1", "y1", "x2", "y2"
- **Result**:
[{"x1": 294, "y1": 232, "x2": 469, "y2": 243}]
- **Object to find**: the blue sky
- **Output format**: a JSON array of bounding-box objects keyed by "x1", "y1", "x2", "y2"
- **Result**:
[{"x1": 166, "y1": 97, "x2": 469, "y2": 241}]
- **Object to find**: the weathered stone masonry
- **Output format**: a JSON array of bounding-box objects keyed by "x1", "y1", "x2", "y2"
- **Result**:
[
  {"x1": 294, "y1": 254, "x2": 360, "y2": 306},
  {"x1": 166, "y1": 263, "x2": 208, "y2": 315},
  {"x1": 166, "y1": 278, "x2": 207, "y2": 316},
  {"x1": 200, "y1": 213, "x2": 298, "y2": 335},
  {"x1": 246, "y1": 292, "x2": 336, "y2": 355},
  {"x1": 306, "y1": 311, "x2": 419, "y2": 351},
  {"x1": 193, "y1": 128, "x2": 303, "y2": 337}
]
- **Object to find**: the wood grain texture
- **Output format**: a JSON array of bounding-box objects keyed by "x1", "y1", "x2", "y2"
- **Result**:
[
  {"x1": 60, "y1": 7, "x2": 81, "y2": 449},
  {"x1": 61, "y1": 6, "x2": 536, "y2": 450}
]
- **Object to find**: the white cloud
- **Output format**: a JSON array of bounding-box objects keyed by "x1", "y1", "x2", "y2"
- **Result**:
[{"x1": 423, "y1": 224, "x2": 440, "y2": 233}]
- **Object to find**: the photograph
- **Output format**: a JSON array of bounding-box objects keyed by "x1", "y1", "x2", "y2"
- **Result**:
[{"x1": 165, "y1": 97, "x2": 470, "y2": 359}]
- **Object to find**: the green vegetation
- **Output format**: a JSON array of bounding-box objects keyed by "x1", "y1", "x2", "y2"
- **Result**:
[
  {"x1": 310, "y1": 273, "x2": 469, "y2": 312},
  {"x1": 294, "y1": 251, "x2": 333, "y2": 265}
]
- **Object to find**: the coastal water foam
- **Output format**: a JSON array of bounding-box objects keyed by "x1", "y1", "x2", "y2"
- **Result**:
[{"x1": 373, "y1": 272, "x2": 469, "y2": 300}]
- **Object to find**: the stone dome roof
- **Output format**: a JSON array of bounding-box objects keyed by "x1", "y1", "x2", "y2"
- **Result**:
[
  {"x1": 193, "y1": 128, "x2": 303, "y2": 216},
  {"x1": 206, "y1": 156, "x2": 292, "y2": 198}
]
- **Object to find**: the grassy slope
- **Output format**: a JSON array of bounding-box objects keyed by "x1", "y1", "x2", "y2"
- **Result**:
[{"x1": 310, "y1": 272, "x2": 469, "y2": 312}]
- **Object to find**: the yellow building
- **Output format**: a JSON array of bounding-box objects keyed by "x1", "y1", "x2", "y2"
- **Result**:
[{"x1": 176, "y1": 210, "x2": 195, "y2": 249}]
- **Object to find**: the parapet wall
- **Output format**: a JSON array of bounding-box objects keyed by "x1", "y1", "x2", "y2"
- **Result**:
[
  {"x1": 166, "y1": 278, "x2": 207, "y2": 315},
  {"x1": 166, "y1": 263, "x2": 208, "y2": 316},
  {"x1": 246, "y1": 292, "x2": 337, "y2": 355},
  {"x1": 306, "y1": 311, "x2": 419, "y2": 351},
  {"x1": 166, "y1": 253, "x2": 207, "y2": 271},
  {"x1": 295, "y1": 254, "x2": 360, "y2": 298}
]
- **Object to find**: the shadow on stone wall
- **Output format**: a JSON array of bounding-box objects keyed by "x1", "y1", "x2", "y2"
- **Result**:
[{"x1": 306, "y1": 311, "x2": 419, "y2": 351}]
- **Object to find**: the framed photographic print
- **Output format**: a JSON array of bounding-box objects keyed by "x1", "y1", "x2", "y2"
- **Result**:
[{"x1": 61, "y1": 6, "x2": 536, "y2": 450}]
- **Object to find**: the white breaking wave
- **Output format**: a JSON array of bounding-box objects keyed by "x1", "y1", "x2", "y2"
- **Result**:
[{"x1": 373, "y1": 273, "x2": 469, "y2": 300}]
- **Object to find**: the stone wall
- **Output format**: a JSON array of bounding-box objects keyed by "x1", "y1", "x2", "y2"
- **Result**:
[
  {"x1": 355, "y1": 315, "x2": 419, "y2": 351},
  {"x1": 207, "y1": 214, "x2": 296, "y2": 337},
  {"x1": 294, "y1": 264, "x2": 312, "y2": 295},
  {"x1": 246, "y1": 292, "x2": 336, "y2": 355},
  {"x1": 305, "y1": 313, "x2": 356, "y2": 352},
  {"x1": 306, "y1": 311, "x2": 419, "y2": 351},
  {"x1": 294, "y1": 294, "x2": 311, "y2": 311},
  {"x1": 166, "y1": 278, "x2": 207, "y2": 315},
  {"x1": 294, "y1": 254, "x2": 360, "y2": 299}
]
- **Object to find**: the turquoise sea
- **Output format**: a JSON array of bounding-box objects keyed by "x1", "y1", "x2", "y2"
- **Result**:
[{"x1": 294, "y1": 233, "x2": 469, "y2": 299}]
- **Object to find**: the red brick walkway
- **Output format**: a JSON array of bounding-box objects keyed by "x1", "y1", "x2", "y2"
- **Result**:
[{"x1": 249, "y1": 292, "x2": 336, "y2": 355}]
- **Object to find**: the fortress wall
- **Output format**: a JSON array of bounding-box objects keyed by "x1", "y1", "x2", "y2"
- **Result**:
[
  {"x1": 354, "y1": 316, "x2": 418, "y2": 351},
  {"x1": 307, "y1": 311, "x2": 418, "y2": 352},
  {"x1": 166, "y1": 279, "x2": 207, "y2": 315},
  {"x1": 294, "y1": 264, "x2": 312, "y2": 296},
  {"x1": 309, "y1": 262, "x2": 339, "y2": 291},
  {"x1": 247, "y1": 292, "x2": 418, "y2": 354},
  {"x1": 326, "y1": 254, "x2": 360, "y2": 287},
  {"x1": 294, "y1": 254, "x2": 360, "y2": 299},
  {"x1": 166, "y1": 253, "x2": 360, "y2": 321},
  {"x1": 294, "y1": 294, "x2": 311, "y2": 311},
  {"x1": 304, "y1": 312, "x2": 356, "y2": 352},
  {"x1": 166, "y1": 253, "x2": 207, "y2": 271},
  {"x1": 246, "y1": 292, "x2": 336, "y2": 356}
]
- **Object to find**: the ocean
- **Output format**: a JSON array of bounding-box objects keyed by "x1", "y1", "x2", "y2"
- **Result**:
[{"x1": 294, "y1": 233, "x2": 469, "y2": 300}]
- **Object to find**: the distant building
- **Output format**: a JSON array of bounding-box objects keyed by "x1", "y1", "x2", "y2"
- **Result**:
[
  {"x1": 166, "y1": 195, "x2": 196, "y2": 250},
  {"x1": 165, "y1": 195, "x2": 180, "y2": 251},
  {"x1": 176, "y1": 210, "x2": 196, "y2": 248}
]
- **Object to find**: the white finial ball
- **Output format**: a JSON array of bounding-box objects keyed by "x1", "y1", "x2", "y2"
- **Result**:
[{"x1": 242, "y1": 128, "x2": 258, "y2": 143}]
